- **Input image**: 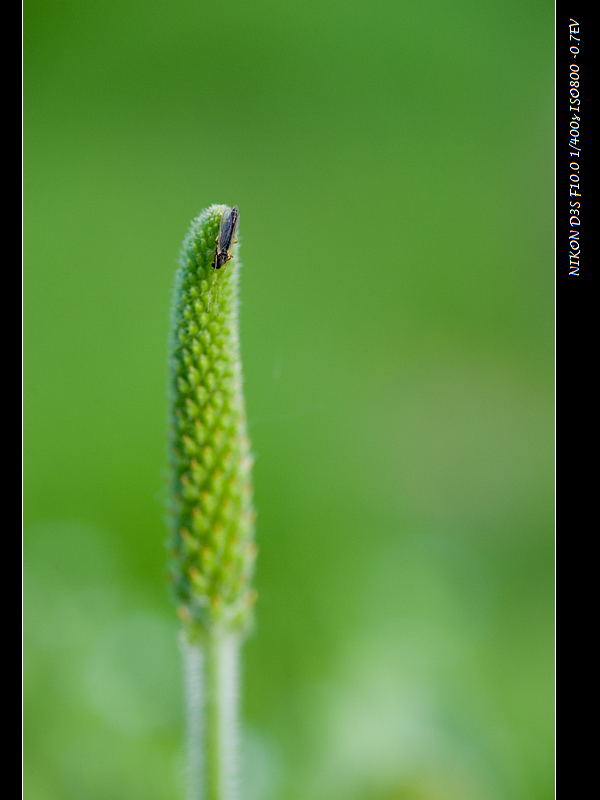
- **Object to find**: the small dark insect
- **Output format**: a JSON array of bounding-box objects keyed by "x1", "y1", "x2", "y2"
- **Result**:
[
  {"x1": 208, "y1": 206, "x2": 239, "y2": 313},
  {"x1": 213, "y1": 206, "x2": 239, "y2": 269}
]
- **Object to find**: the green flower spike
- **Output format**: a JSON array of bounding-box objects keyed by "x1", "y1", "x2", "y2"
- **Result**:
[
  {"x1": 167, "y1": 204, "x2": 257, "y2": 640},
  {"x1": 168, "y1": 205, "x2": 257, "y2": 800}
]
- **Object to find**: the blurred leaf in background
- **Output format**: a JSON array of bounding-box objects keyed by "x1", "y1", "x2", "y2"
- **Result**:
[{"x1": 24, "y1": 0, "x2": 553, "y2": 798}]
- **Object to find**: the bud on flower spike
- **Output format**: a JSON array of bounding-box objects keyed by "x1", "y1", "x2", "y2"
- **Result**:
[{"x1": 168, "y1": 205, "x2": 256, "y2": 641}]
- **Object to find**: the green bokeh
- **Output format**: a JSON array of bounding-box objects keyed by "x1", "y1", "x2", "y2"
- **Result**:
[{"x1": 25, "y1": 1, "x2": 554, "y2": 798}]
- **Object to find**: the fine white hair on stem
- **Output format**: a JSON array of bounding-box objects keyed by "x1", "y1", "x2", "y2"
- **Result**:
[
  {"x1": 211, "y1": 634, "x2": 240, "y2": 800},
  {"x1": 182, "y1": 633, "x2": 205, "y2": 800},
  {"x1": 181, "y1": 632, "x2": 241, "y2": 800}
]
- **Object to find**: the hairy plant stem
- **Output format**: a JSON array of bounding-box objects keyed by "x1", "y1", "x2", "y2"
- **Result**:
[
  {"x1": 182, "y1": 632, "x2": 241, "y2": 800},
  {"x1": 182, "y1": 635, "x2": 204, "y2": 800},
  {"x1": 181, "y1": 632, "x2": 240, "y2": 800}
]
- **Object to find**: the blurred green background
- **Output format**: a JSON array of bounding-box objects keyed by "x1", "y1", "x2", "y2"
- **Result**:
[{"x1": 24, "y1": 1, "x2": 554, "y2": 798}]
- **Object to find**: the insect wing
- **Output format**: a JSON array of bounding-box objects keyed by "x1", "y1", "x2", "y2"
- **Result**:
[{"x1": 218, "y1": 206, "x2": 240, "y2": 255}]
